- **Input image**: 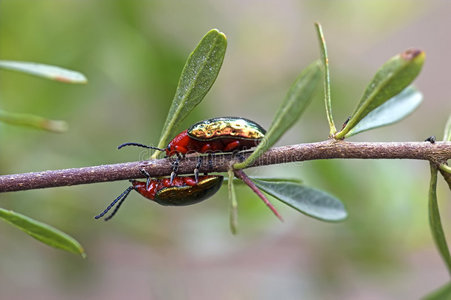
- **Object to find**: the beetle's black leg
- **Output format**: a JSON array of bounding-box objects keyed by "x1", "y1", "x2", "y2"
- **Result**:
[
  {"x1": 194, "y1": 156, "x2": 203, "y2": 183},
  {"x1": 140, "y1": 169, "x2": 151, "y2": 190},
  {"x1": 170, "y1": 157, "x2": 180, "y2": 184},
  {"x1": 205, "y1": 153, "x2": 213, "y2": 175},
  {"x1": 236, "y1": 151, "x2": 246, "y2": 162}
]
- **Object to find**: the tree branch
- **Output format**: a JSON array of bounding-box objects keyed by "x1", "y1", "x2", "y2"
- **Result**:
[{"x1": 1, "y1": 140, "x2": 450, "y2": 193}]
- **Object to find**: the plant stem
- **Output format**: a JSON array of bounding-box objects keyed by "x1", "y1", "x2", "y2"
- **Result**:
[
  {"x1": 0, "y1": 140, "x2": 450, "y2": 193},
  {"x1": 233, "y1": 169, "x2": 283, "y2": 221}
]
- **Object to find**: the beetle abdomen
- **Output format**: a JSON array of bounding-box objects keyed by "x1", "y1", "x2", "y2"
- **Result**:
[{"x1": 154, "y1": 175, "x2": 224, "y2": 206}]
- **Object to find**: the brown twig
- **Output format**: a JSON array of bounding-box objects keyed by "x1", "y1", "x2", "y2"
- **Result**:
[
  {"x1": 233, "y1": 169, "x2": 284, "y2": 221},
  {"x1": 0, "y1": 140, "x2": 450, "y2": 193}
]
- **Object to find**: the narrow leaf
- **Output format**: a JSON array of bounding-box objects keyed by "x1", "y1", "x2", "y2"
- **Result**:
[
  {"x1": 234, "y1": 60, "x2": 322, "y2": 169},
  {"x1": 345, "y1": 85, "x2": 422, "y2": 137},
  {"x1": 0, "y1": 60, "x2": 87, "y2": 83},
  {"x1": 423, "y1": 281, "x2": 451, "y2": 300},
  {"x1": 428, "y1": 163, "x2": 451, "y2": 274},
  {"x1": 152, "y1": 29, "x2": 227, "y2": 158},
  {"x1": 252, "y1": 179, "x2": 347, "y2": 222},
  {"x1": 444, "y1": 115, "x2": 451, "y2": 142},
  {"x1": 314, "y1": 22, "x2": 336, "y2": 136},
  {"x1": 0, "y1": 109, "x2": 68, "y2": 133},
  {"x1": 228, "y1": 169, "x2": 238, "y2": 234},
  {"x1": 439, "y1": 166, "x2": 451, "y2": 191},
  {"x1": 337, "y1": 49, "x2": 425, "y2": 139},
  {"x1": 0, "y1": 208, "x2": 85, "y2": 257},
  {"x1": 440, "y1": 115, "x2": 451, "y2": 190}
]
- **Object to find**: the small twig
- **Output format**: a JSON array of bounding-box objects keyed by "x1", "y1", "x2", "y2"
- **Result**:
[
  {"x1": 234, "y1": 169, "x2": 283, "y2": 221},
  {"x1": 0, "y1": 140, "x2": 450, "y2": 193}
]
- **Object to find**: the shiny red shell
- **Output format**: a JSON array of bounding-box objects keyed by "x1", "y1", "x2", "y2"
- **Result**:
[
  {"x1": 166, "y1": 130, "x2": 261, "y2": 156},
  {"x1": 131, "y1": 175, "x2": 223, "y2": 206},
  {"x1": 166, "y1": 117, "x2": 265, "y2": 156}
]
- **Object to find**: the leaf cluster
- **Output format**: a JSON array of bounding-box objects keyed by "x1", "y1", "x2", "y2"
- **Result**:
[{"x1": 0, "y1": 60, "x2": 86, "y2": 132}]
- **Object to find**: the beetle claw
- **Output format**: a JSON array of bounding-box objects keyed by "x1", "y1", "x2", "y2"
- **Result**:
[
  {"x1": 170, "y1": 171, "x2": 176, "y2": 184},
  {"x1": 207, "y1": 154, "x2": 213, "y2": 172},
  {"x1": 140, "y1": 169, "x2": 151, "y2": 190},
  {"x1": 194, "y1": 156, "x2": 203, "y2": 183},
  {"x1": 194, "y1": 169, "x2": 199, "y2": 183},
  {"x1": 170, "y1": 158, "x2": 180, "y2": 185}
]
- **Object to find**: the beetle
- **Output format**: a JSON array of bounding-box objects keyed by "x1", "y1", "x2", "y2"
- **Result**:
[
  {"x1": 118, "y1": 117, "x2": 266, "y2": 181},
  {"x1": 94, "y1": 174, "x2": 224, "y2": 221}
]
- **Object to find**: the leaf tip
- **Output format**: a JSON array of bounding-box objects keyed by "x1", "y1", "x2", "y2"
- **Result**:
[
  {"x1": 55, "y1": 75, "x2": 87, "y2": 84},
  {"x1": 42, "y1": 120, "x2": 69, "y2": 133},
  {"x1": 401, "y1": 48, "x2": 425, "y2": 61},
  {"x1": 209, "y1": 28, "x2": 227, "y2": 39},
  {"x1": 55, "y1": 73, "x2": 88, "y2": 84}
]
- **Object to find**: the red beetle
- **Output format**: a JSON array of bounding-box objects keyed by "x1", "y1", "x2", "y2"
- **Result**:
[
  {"x1": 95, "y1": 174, "x2": 224, "y2": 221},
  {"x1": 118, "y1": 117, "x2": 266, "y2": 181}
]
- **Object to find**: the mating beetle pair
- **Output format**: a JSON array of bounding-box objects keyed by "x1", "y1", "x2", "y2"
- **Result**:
[
  {"x1": 95, "y1": 117, "x2": 265, "y2": 220},
  {"x1": 118, "y1": 117, "x2": 266, "y2": 182}
]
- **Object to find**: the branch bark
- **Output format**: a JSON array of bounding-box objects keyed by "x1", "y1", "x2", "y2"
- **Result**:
[{"x1": 0, "y1": 140, "x2": 450, "y2": 193}]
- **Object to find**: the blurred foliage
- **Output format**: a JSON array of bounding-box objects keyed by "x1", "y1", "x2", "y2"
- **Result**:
[
  {"x1": 0, "y1": 1, "x2": 450, "y2": 299},
  {"x1": 0, "y1": 208, "x2": 85, "y2": 257}
]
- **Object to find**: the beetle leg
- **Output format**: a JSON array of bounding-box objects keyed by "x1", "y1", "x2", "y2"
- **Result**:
[
  {"x1": 204, "y1": 153, "x2": 213, "y2": 175},
  {"x1": 223, "y1": 140, "x2": 241, "y2": 152},
  {"x1": 170, "y1": 158, "x2": 180, "y2": 184},
  {"x1": 140, "y1": 169, "x2": 151, "y2": 190},
  {"x1": 236, "y1": 151, "x2": 246, "y2": 162},
  {"x1": 194, "y1": 156, "x2": 203, "y2": 183}
]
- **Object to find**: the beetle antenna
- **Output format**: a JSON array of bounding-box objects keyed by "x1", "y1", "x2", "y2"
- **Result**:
[
  {"x1": 117, "y1": 142, "x2": 165, "y2": 151},
  {"x1": 94, "y1": 186, "x2": 134, "y2": 220},
  {"x1": 104, "y1": 194, "x2": 129, "y2": 221}
]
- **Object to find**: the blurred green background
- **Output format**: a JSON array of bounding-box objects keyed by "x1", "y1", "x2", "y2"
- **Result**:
[{"x1": 1, "y1": 1, "x2": 450, "y2": 299}]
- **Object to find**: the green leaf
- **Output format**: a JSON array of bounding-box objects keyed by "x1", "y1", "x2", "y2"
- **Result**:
[
  {"x1": 228, "y1": 169, "x2": 238, "y2": 234},
  {"x1": 234, "y1": 60, "x2": 322, "y2": 169},
  {"x1": 252, "y1": 179, "x2": 347, "y2": 222},
  {"x1": 439, "y1": 166, "x2": 451, "y2": 191},
  {"x1": 440, "y1": 115, "x2": 451, "y2": 190},
  {"x1": 0, "y1": 60, "x2": 87, "y2": 84},
  {"x1": 423, "y1": 282, "x2": 451, "y2": 300},
  {"x1": 428, "y1": 164, "x2": 451, "y2": 274},
  {"x1": 0, "y1": 109, "x2": 68, "y2": 133},
  {"x1": 0, "y1": 208, "x2": 86, "y2": 257},
  {"x1": 314, "y1": 22, "x2": 336, "y2": 136},
  {"x1": 345, "y1": 85, "x2": 422, "y2": 137},
  {"x1": 443, "y1": 115, "x2": 451, "y2": 142},
  {"x1": 152, "y1": 29, "x2": 227, "y2": 158},
  {"x1": 336, "y1": 49, "x2": 425, "y2": 139}
]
